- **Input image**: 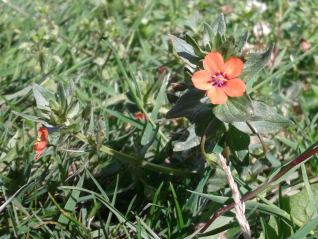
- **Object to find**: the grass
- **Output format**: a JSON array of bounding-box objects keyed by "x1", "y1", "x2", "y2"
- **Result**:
[{"x1": 1, "y1": 0, "x2": 318, "y2": 238}]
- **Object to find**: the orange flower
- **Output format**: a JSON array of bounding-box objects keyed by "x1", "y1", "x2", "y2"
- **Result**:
[
  {"x1": 33, "y1": 126, "x2": 49, "y2": 160},
  {"x1": 134, "y1": 112, "x2": 147, "y2": 121},
  {"x1": 192, "y1": 52, "x2": 246, "y2": 104}
]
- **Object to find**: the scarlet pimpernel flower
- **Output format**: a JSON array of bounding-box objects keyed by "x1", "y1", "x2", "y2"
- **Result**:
[
  {"x1": 192, "y1": 51, "x2": 246, "y2": 104},
  {"x1": 33, "y1": 126, "x2": 49, "y2": 160},
  {"x1": 134, "y1": 112, "x2": 147, "y2": 121}
]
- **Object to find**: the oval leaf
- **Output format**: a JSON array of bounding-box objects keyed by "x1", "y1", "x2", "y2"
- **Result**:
[{"x1": 213, "y1": 97, "x2": 292, "y2": 134}]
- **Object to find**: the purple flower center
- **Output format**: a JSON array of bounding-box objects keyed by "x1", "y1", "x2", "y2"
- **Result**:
[{"x1": 210, "y1": 72, "x2": 228, "y2": 87}]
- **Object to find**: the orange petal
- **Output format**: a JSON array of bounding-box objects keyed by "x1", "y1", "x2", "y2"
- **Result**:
[
  {"x1": 223, "y1": 57, "x2": 244, "y2": 78},
  {"x1": 38, "y1": 127, "x2": 48, "y2": 142},
  {"x1": 203, "y1": 52, "x2": 224, "y2": 73},
  {"x1": 33, "y1": 127, "x2": 49, "y2": 161},
  {"x1": 224, "y1": 78, "x2": 246, "y2": 97},
  {"x1": 33, "y1": 141, "x2": 48, "y2": 151},
  {"x1": 192, "y1": 70, "x2": 212, "y2": 90},
  {"x1": 33, "y1": 142, "x2": 47, "y2": 160},
  {"x1": 207, "y1": 87, "x2": 228, "y2": 104},
  {"x1": 134, "y1": 112, "x2": 146, "y2": 121}
]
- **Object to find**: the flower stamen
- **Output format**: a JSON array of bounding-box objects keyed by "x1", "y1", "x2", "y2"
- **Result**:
[{"x1": 211, "y1": 71, "x2": 228, "y2": 87}]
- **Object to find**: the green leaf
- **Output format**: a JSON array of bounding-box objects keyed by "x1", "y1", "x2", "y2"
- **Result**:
[
  {"x1": 12, "y1": 111, "x2": 42, "y2": 123},
  {"x1": 136, "y1": 216, "x2": 160, "y2": 239},
  {"x1": 0, "y1": 183, "x2": 28, "y2": 214},
  {"x1": 169, "y1": 182, "x2": 184, "y2": 230},
  {"x1": 185, "y1": 34, "x2": 204, "y2": 56},
  {"x1": 166, "y1": 89, "x2": 210, "y2": 123},
  {"x1": 149, "y1": 182, "x2": 164, "y2": 217},
  {"x1": 167, "y1": 90, "x2": 220, "y2": 151},
  {"x1": 301, "y1": 164, "x2": 318, "y2": 218},
  {"x1": 65, "y1": 79, "x2": 75, "y2": 99},
  {"x1": 259, "y1": 216, "x2": 279, "y2": 239},
  {"x1": 244, "y1": 46, "x2": 273, "y2": 93},
  {"x1": 32, "y1": 83, "x2": 54, "y2": 109},
  {"x1": 244, "y1": 46, "x2": 273, "y2": 77},
  {"x1": 288, "y1": 215, "x2": 318, "y2": 239},
  {"x1": 210, "y1": 13, "x2": 226, "y2": 37},
  {"x1": 76, "y1": 133, "x2": 195, "y2": 176},
  {"x1": 169, "y1": 34, "x2": 199, "y2": 68},
  {"x1": 173, "y1": 125, "x2": 200, "y2": 152},
  {"x1": 141, "y1": 74, "x2": 169, "y2": 145},
  {"x1": 184, "y1": 169, "x2": 212, "y2": 214},
  {"x1": 213, "y1": 97, "x2": 292, "y2": 134},
  {"x1": 12, "y1": 111, "x2": 51, "y2": 126},
  {"x1": 59, "y1": 186, "x2": 152, "y2": 239},
  {"x1": 106, "y1": 174, "x2": 119, "y2": 234},
  {"x1": 235, "y1": 32, "x2": 249, "y2": 54},
  {"x1": 251, "y1": 45, "x2": 318, "y2": 93},
  {"x1": 0, "y1": 85, "x2": 31, "y2": 106},
  {"x1": 191, "y1": 191, "x2": 293, "y2": 222},
  {"x1": 58, "y1": 174, "x2": 85, "y2": 225},
  {"x1": 105, "y1": 108, "x2": 143, "y2": 130},
  {"x1": 198, "y1": 216, "x2": 234, "y2": 239},
  {"x1": 66, "y1": 102, "x2": 80, "y2": 119},
  {"x1": 57, "y1": 82, "x2": 67, "y2": 110},
  {"x1": 203, "y1": 14, "x2": 226, "y2": 50},
  {"x1": 227, "y1": 125, "x2": 250, "y2": 151},
  {"x1": 289, "y1": 184, "x2": 318, "y2": 225},
  {"x1": 206, "y1": 168, "x2": 227, "y2": 192},
  {"x1": 213, "y1": 97, "x2": 254, "y2": 122}
]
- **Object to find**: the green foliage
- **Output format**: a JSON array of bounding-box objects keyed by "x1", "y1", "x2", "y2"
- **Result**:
[
  {"x1": 289, "y1": 184, "x2": 318, "y2": 225},
  {"x1": 169, "y1": 35, "x2": 199, "y2": 68},
  {"x1": 0, "y1": 0, "x2": 318, "y2": 238},
  {"x1": 213, "y1": 97, "x2": 292, "y2": 134}
]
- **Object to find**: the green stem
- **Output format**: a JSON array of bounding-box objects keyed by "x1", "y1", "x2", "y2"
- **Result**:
[
  {"x1": 75, "y1": 133, "x2": 195, "y2": 177},
  {"x1": 246, "y1": 121, "x2": 267, "y2": 155}
]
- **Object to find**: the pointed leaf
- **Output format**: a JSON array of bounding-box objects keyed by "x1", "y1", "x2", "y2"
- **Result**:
[
  {"x1": 244, "y1": 46, "x2": 273, "y2": 91},
  {"x1": 173, "y1": 125, "x2": 200, "y2": 152},
  {"x1": 58, "y1": 175, "x2": 85, "y2": 225},
  {"x1": 289, "y1": 184, "x2": 318, "y2": 225},
  {"x1": 211, "y1": 13, "x2": 226, "y2": 37},
  {"x1": 141, "y1": 74, "x2": 169, "y2": 145},
  {"x1": 235, "y1": 32, "x2": 249, "y2": 53},
  {"x1": 289, "y1": 215, "x2": 318, "y2": 239},
  {"x1": 32, "y1": 83, "x2": 54, "y2": 109},
  {"x1": 12, "y1": 111, "x2": 52, "y2": 127},
  {"x1": 166, "y1": 89, "x2": 210, "y2": 123},
  {"x1": 169, "y1": 34, "x2": 199, "y2": 68},
  {"x1": 213, "y1": 97, "x2": 292, "y2": 134}
]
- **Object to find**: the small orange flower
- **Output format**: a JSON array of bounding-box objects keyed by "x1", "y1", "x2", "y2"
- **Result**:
[
  {"x1": 134, "y1": 112, "x2": 147, "y2": 121},
  {"x1": 33, "y1": 126, "x2": 49, "y2": 160},
  {"x1": 192, "y1": 51, "x2": 246, "y2": 104}
]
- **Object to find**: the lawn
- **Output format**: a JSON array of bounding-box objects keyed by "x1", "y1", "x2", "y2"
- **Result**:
[{"x1": 1, "y1": 0, "x2": 318, "y2": 238}]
